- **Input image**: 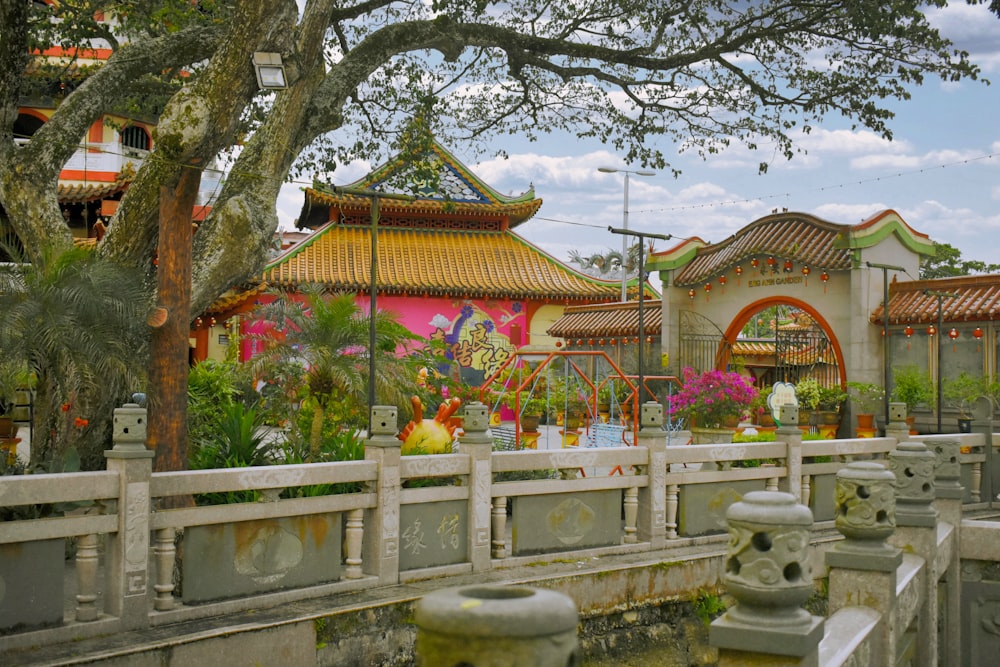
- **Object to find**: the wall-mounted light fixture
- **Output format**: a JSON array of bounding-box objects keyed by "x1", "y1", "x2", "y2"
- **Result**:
[{"x1": 252, "y1": 52, "x2": 287, "y2": 89}]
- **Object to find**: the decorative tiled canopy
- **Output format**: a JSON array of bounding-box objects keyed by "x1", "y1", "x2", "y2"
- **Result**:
[
  {"x1": 297, "y1": 139, "x2": 541, "y2": 230},
  {"x1": 872, "y1": 274, "x2": 1000, "y2": 325},
  {"x1": 648, "y1": 210, "x2": 934, "y2": 286},
  {"x1": 546, "y1": 300, "x2": 662, "y2": 339}
]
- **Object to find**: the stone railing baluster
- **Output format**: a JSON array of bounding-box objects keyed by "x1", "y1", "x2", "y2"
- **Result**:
[
  {"x1": 74, "y1": 531, "x2": 100, "y2": 622},
  {"x1": 152, "y1": 528, "x2": 176, "y2": 611},
  {"x1": 344, "y1": 509, "x2": 364, "y2": 579}
]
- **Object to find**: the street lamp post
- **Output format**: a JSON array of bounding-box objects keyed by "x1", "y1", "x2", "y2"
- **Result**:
[
  {"x1": 598, "y1": 167, "x2": 655, "y2": 302},
  {"x1": 609, "y1": 227, "x2": 672, "y2": 405},
  {"x1": 925, "y1": 289, "x2": 959, "y2": 433},
  {"x1": 329, "y1": 185, "x2": 414, "y2": 433},
  {"x1": 866, "y1": 261, "x2": 905, "y2": 430}
]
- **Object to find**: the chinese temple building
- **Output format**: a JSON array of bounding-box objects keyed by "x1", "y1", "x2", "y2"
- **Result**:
[{"x1": 198, "y1": 140, "x2": 622, "y2": 386}]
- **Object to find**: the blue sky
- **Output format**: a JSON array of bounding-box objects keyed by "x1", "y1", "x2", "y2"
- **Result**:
[{"x1": 276, "y1": 3, "x2": 1000, "y2": 271}]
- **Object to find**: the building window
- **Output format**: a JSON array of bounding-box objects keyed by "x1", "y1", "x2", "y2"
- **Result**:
[{"x1": 121, "y1": 125, "x2": 151, "y2": 152}]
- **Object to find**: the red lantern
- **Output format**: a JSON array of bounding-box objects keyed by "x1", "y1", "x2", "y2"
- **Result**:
[
  {"x1": 974, "y1": 326, "x2": 984, "y2": 351},
  {"x1": 750, "y1": 258, "x2": 759, "y2": 268},
  {"x1": 820, "y1": 270, "x2": 830, "y2": 293},
  {"x1": 767, "y1": 256, "x2": 776, "y2": 274},
  {"x1": 734, "y1": 265, "x2": 743, "y2": 285},
  {"x1": 801, "y1": 265, "x2": 810, "y2": 285},
  {"x1": 599, "y1": 339, "x2": 606, "y2": 346},
  {"x1": 705, "y1": 283, "x2": 712, "y2": 302},
  {"x1": 949, "y1": 328, "x2": 959, "y2": 352},
  {"x1": 905, "y1": 324, "x2": 914, "y2": 349},
  {"x1": 719, "y1": 275, "x2": 727, "y2": 293},
  {"x1": 688, "y1": 288, "x2": 697, "y2": 300},
  {"x1": 783, "y1": 260, "x2": 793, "y2": 273},
  {"x1": 646, "y1": 336, "x2": 653, "y2": 343},
  {"x1": 609, "y1": 338, "x2": 617, "y2": 346},
  {"x1": 927, "y1": 325, "x2": 936, "y2": 336}
]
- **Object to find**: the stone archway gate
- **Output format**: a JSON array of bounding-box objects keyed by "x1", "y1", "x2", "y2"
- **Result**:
[{"x1": 647, "y1": 210, "x2": 934, "y2": 392}]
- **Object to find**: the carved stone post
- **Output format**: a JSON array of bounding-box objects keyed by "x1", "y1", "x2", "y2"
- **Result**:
[
  {"x1": 929, "y1": 438, "x2": 962, "y2": 667},
  {"x1": 103, "y1": 403, "x2": 155, "y2": 629},
  {"x1": 458, "y1": 402, "x2": 493, "y2": 571},
  {"x1": 777, "y1": 404, "x2": 803, "y2": 502},
  {"x1": 888, "y1": 441, "x2": 938, "y2": 667},
  {"x1": 884, "y1": 401, "x2": 910, "y2": 444},
  {"x1": 362, "y1": 406, "x2": 401, "y2": 586},
  {"x1": 825, "y1": 461, "x2": 900, "y2": 667},
  {"x1": 710, "y1": 491, "x2": 823, "y2": 666},
  {"x1": 636, "y1": 401, "x2": 666, "y2": 548}
]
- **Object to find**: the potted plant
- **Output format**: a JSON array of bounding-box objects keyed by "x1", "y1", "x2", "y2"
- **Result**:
[
  {"x1": 794, "y1": 377, "x2": 822, "y2": 429},
  {"x1": 890, "y1": 365, "x2": 934, "y2": 433},
  {"x1": 668, "y1": 367, "x2": 758, "y2": 444},
  {"x1": 943, "y1": 372, "x2": 990, "y2": 433},
  {"x1": 847, "y1": 381, "x2": 884, "y2": 436},
  {"x1": 753, "y1": 385, "x2": 775, "y2": 428},
  {"x1": 816, "y1": 384, "x2": 847, "y2": 437}
]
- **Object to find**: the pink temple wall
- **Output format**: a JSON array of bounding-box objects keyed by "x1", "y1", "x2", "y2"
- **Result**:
[{"x1": 242, "y1": 294, "x2": 528, "y2": 385}]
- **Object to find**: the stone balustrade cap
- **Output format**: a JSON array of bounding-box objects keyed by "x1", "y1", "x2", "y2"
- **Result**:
[
  {"x1": 727, "y1": 491, "x2": 813, "y2": 526},
  {"x1": 415, "y1": 585, "x2": 578, "y2": 638},
  {"x1": 837, "y1": 460, "x2": 895, "y2": 481}
]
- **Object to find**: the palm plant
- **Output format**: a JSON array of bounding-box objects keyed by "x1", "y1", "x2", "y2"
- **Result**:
[
  {"x1": 0, "y1": 244, "x2": 149, "y2": 470},
  {"x1": 250, "y1": 285, "x2": 421, "y2": 460}
]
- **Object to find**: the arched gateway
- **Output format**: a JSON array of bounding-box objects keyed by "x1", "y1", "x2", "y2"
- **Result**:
[{"x1": 647, "y1": 209, "x2": 935, "y2": 397}]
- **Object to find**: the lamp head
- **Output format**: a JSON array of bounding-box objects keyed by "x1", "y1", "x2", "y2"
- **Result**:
[{"x1": 598, "y1": 167, "x2": 618, "y2": 173}]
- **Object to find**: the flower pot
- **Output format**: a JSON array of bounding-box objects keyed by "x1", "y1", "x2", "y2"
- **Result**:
[
  {"x1": 521, "y1": 414, "x2": 541, "y2": 433},
  {"x1": 0, "y1": 417, "x2": 14, "y2": 439},
  {"x1": 819, "y1": 410, "x2": 840, "y2": 425},
  {"x1": 856, "y1": 413, "x2": 875, "y2": 430},
  {"x1": 689, "y1": 427, "x2": 735, "y2": 445},
  {"x1": 565, "y1": 412, "x2": 585, "y2": 431}
]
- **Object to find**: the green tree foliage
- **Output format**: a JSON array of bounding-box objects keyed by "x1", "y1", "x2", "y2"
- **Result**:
[
  {"x1": 0, "y1": 245, "x2": 148, "y2": 469},
  {"x1": 1, "y1": 0, "x2": 989, "y2": 468},
  {"x1": 920, "y1": 242, "x2": 1000, "y2": 279},
  {"x1": 250, "y1": 286, "x2": 422, "y2": 459}
]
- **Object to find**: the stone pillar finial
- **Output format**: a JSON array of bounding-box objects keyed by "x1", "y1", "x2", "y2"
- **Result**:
[
  {"x1": 109, "y1": 403, "x2": 152, "y2": 456},
  {"x1": 710, "y1": 491, "x2": 823, "y2": 659},
  {"x1": 888, "y1": 402, "x2": 907, "y2": 426},
  {"x1": 779, "y1": 403, "x2": 798, "y2": 427},
  {"x1": 640, "y1": 400, "x2": 663, "y2": 430},
  {"x1": 370, "y1": 406, "x2": 398, "y2": 437},
  {"x1": 888, "y1": 441, "x2": 938, "y2": 527},
  {"x1": 462, "y1": 402, "x2": 489, "y2": 434},
  {"x1": 827, "y1": 461, "x2": 901, "y2": 571}
]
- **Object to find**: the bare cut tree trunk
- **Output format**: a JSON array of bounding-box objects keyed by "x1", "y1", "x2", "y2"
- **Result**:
[{"x1": 149, "y1": 168, "x2": 200, "y2": 476}]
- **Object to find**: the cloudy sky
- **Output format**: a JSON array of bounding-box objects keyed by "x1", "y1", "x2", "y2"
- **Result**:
[{"x1": 276, "y1": 3, "x2": 1000, "y2": 270}]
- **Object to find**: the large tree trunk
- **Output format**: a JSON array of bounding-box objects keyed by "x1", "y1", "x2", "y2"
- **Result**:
[{"x1": 149, "y1": 168, "x2": 200, "y2": 474}]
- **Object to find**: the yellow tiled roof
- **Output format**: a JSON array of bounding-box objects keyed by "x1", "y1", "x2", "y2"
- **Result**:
[
  {"x1": 57, "y1": 179, "x2": 129, "y2": 203},
  {"x1": 546, "y1": 300, "x2": 662, "y2": 339},
  {"x1": 261, "y1": 224, "x2": 620, "y2": 301}
]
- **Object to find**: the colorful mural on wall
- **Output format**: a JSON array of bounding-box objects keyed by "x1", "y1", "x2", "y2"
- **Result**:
[{"x1": 240, "y1": 293, "x2": 525, "y2": 387}]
